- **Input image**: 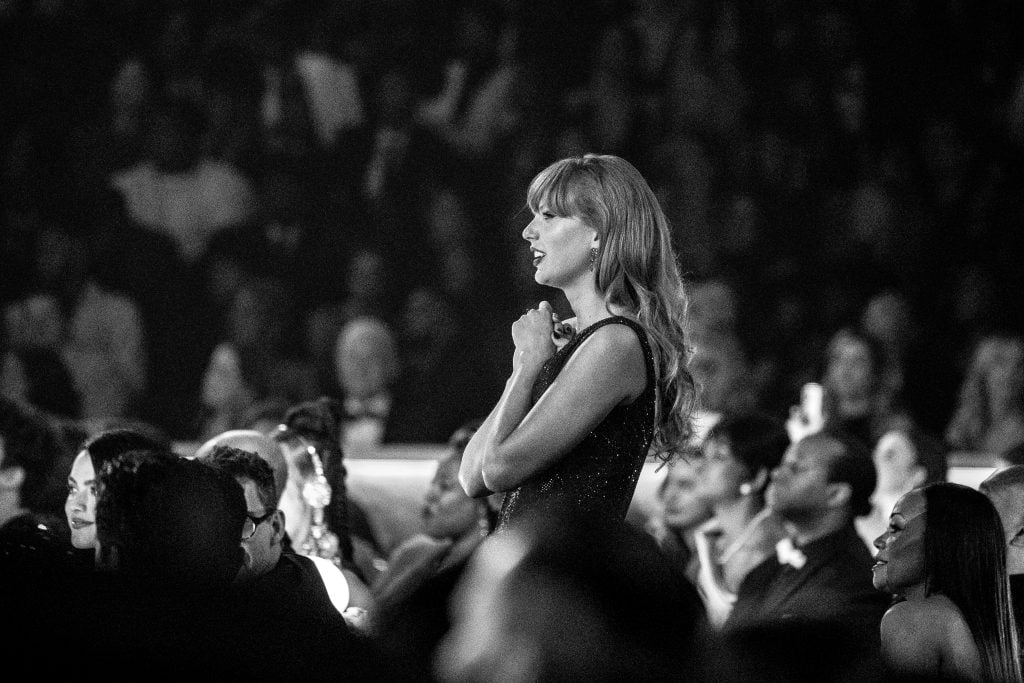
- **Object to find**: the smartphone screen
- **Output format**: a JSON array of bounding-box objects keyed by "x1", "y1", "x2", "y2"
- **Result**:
[{"x1": 801, "y1": 382, "x2": 824, "y2": 427}]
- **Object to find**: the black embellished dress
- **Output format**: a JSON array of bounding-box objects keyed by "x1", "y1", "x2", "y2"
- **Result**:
[{"x1": 495, "y1": 316, "x2": 656, "y2": 531}]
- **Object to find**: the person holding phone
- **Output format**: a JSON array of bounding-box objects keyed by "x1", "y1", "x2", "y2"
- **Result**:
[
  {"x1": 458, "y1": 154, "x2": 695, "y2": 531},
  {"x1": 787, "y1": 328, "x2": 911, "y2": 449}
]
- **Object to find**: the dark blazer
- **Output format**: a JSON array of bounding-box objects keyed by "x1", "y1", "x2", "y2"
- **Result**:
[{"x1": 724, "y1": 521, "x2": 889, "y2": 648}]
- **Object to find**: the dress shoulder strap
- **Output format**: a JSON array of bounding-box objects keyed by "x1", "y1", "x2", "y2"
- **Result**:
[{"x1": 567, "y1": 315, "x2": 655, "y2": 384}]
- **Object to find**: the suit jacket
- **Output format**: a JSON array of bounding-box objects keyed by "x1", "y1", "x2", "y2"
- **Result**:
[{"x1": 724, "y1": 521, "x2": 889, "y2": 649}]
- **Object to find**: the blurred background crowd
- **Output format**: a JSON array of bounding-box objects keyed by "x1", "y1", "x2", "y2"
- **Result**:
[{"x1": 2, "y1": 0, "x2": 1024, "y2": 454}]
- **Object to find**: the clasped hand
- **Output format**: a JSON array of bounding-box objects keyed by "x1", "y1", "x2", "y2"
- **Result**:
[{"x1": 512, "y1": 301, "x2": 563, "y2": 369}]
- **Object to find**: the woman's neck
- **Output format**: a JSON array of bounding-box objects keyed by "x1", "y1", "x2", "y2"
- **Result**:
[
  {"x1": 712, "y1": 495, "x2": 760, "y2": 543},
  {"x1": 562, "y1": 285, "x2": 626, "y2": 330},
  {"x1": 902, "y1": 582, "x2": 928, "y2": 602}
]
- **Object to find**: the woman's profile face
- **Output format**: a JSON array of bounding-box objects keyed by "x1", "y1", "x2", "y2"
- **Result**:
[
  {"x1": 872, "y1": 489, "x2": 926, "y2": 596},
  {"x1": 695, "y1": 436, "x2": 750, "y2": 506},
  {"x1": 521, "y1": 203, "x2": 597, "y2": 290},
  {"x1": 423, "y1": 456, "x2": 481, "y2": 540},
  {"x1": 278, "y1": 440, "x2": 313, "y2": 542},
  {"x1": 660, "y1": 458, "x2": 711, "y2": 532},
  {"x1": 65, "y1": 451, "x2": 98, "y2": 550}
]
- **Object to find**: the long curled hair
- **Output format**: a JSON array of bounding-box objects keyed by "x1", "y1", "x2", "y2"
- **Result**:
[
  {"x1": 526, "y1": 154, "x2": 695, "y2": 459},
  {"x1": 922, "y1": 482, "x2": 1021, "y2": 682},
  {"x1": 275, "y1": 397, "x2": 353, "y2": 565}
]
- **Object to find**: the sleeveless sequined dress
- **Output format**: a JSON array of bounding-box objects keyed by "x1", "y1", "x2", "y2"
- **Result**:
[{"x1": 495, "y1": 316, "x2": 656, "y2": 531}]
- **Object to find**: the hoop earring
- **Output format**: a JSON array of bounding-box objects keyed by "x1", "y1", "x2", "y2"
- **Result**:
[{"x1": 589, "y1": 247, "x2": 598, "y2": 271}]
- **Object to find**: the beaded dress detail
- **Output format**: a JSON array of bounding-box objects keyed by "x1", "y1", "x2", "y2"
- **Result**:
[{"x1": 496, "y1": 316, "x2": 656, "y2": 531}]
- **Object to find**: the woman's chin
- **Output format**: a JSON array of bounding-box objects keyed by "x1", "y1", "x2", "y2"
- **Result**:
[
  {"x1": 870, "y1": 568, "x2": 889, "y2": 593},
  {"x1": 70, "y1": 534, "x2": 95, "y2": 551}
]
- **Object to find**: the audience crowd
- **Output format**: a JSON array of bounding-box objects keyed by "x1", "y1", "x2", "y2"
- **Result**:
[
  {"x1": 3, "y1": 0, "x2": 1023, "y2": 443},
  {"x1": 4, "y1": 0, "x2": 1024, "y2": 680}
]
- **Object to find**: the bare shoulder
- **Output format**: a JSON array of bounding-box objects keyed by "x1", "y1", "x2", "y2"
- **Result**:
[
  {"x1": 883, "y1": 596, "x2": 964, "y2": 631},
  {"x1": 579, "y1": 319, "x2": 646, "y2": 355},
  {"x1": 881, "y1": 599, "x2": 953, "y2": 654},
  {"x1": 567, "y1": 319, "x2": 647, "y2": 400},
  {"x1": 881, "y1": 600, "x2": 945, "y2": 671},
  {"x1": 882, "y1": 596, "x2": 981, "y2": 679},
  {"x1": 574, "y1": 321, "x2": 647, "y2": 373},
  {"x1": 922, "y1": 595, "x2": 980, "y2": 651}
]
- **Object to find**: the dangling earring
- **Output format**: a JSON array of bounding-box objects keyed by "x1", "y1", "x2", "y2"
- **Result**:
[
  {"x1": 589, "y1": 247, "x2": 598, "y2": 271},
  {"x1": 739, "y1": 482, "x2": 753, "y2": 496}
]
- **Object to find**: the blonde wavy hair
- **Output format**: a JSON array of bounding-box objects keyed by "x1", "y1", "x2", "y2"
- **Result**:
[{"x1": 526, "y1": 154, "x2": 696, "y2": 459}]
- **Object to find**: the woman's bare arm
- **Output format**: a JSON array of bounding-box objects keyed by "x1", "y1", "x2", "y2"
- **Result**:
[{"x1": 460, "y1": 310, "x2": 645, "y2": 497}]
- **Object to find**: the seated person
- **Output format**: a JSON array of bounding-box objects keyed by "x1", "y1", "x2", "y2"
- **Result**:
[
  {"x1": 945, "y1": 334, "x2": 1024, "y2": 455},
  {"x1": 91, "y1": 448, "x2": 379, "y2": 679},
  {"x1": 872, "y1": 483, "x2": 1021, "y2": 681},
  {"x1": 856, "y1": 426, "x2": 947, "y2": 550},
  {"x1": 82, "y1": 449, "x2": 248, "y2": 673},
  {"x1": 65, "y1": 428, "x2": 166, "y2": 558},
  {"x1": 371, "y1": 420, "x2": 497, "y2": 679},
  {"x1": 0, "y1": 396, "x2": 78, "y2": 574},
  {"x1": 274, "y1": 397, "x2": 381, "y2": 596},
  {"x1": 194, "y1": 429, "x2": 288, "y2": 521},
  {"x1": 200, "y1": 445, "x2": 369, "y2": 647},
  {"x1": 436, "y1": 502, "x2": 710, "y2": 682},
  {"x1": 979, "y1": 465, "x2": 1024, "y2": 651},
  {"x1": 725, "y1": 431, "x2": 889, "y2": 655},
  {"x1": 645, "y1": 449, "x2": 712, "y2": 584},
  {"x1": 691, "y1": 413, "x2": 789, "y2": 627}
]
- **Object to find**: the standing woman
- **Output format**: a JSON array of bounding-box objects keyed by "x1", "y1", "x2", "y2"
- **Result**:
[
  {"x1": 459, "y1": 154, "x2": 694, "y2": 530},
  {"x1": 872, "y1": 483, "x2": 1021, "y2": 682}
]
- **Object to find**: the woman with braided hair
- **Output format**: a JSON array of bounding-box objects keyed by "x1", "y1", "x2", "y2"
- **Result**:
[{"x1": 274, "y1": 396, "x2": 379, "y2": 604}]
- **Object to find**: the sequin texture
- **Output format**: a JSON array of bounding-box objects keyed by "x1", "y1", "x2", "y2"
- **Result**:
[{"x1": 496, "y1": 316, "x2": 656, "y2": 531}]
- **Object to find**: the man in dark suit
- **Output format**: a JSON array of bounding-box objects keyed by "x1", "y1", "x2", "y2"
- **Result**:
[
  {"x1": 199, "y1": 445, "x2": 381, "y2": 680},
  {"x1": 723, "y1": 431, "x2": 889, "y2": 674}
]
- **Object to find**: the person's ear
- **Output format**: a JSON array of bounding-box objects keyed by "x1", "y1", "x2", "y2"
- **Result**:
[
  {"x1": 0, "y1": 466, "x2": 25, "y2": 491},
  {"x1": 825, "y1": 481, "x2": 852, "y2": 510}
]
